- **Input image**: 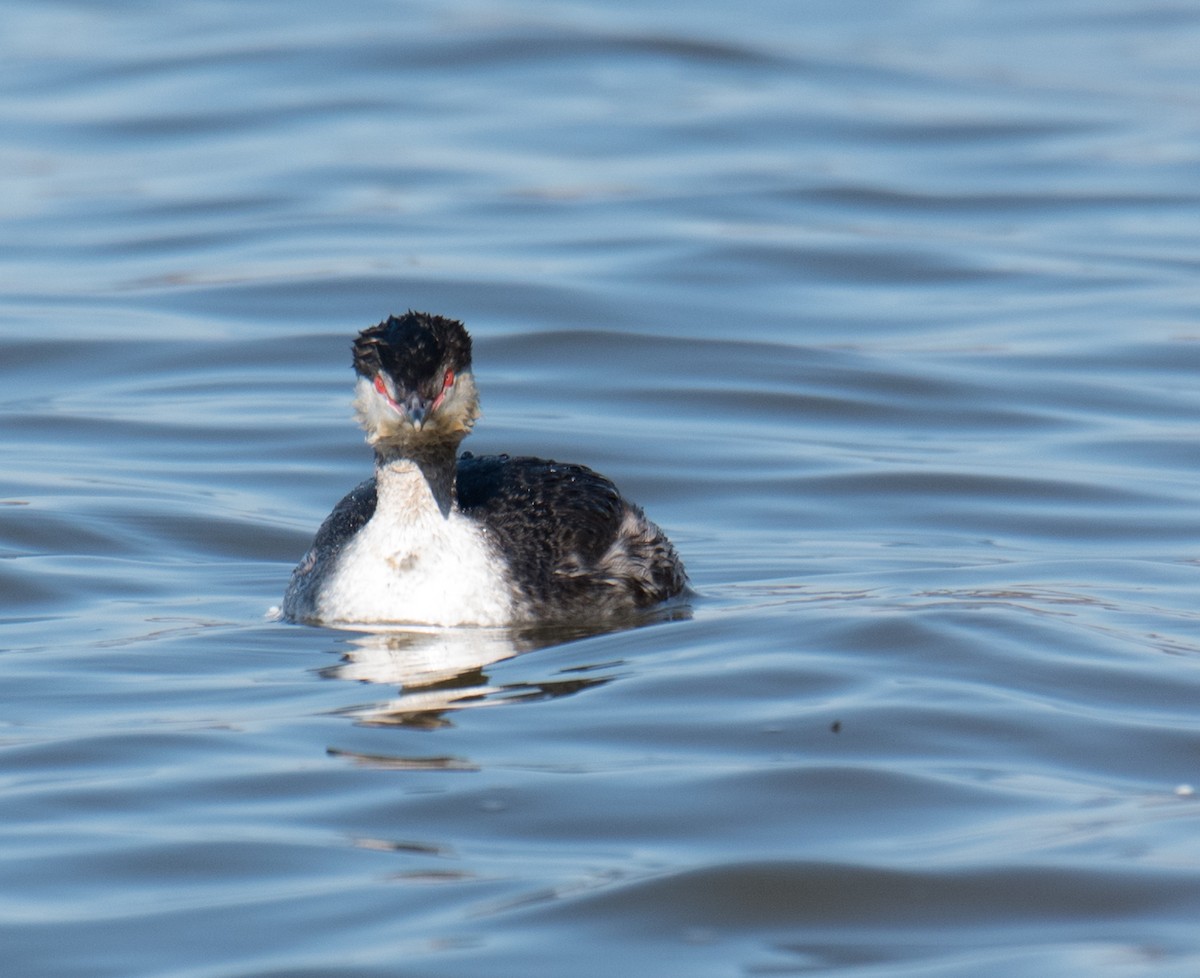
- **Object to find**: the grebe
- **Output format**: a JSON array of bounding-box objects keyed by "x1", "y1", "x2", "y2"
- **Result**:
[{"x1": 282, "y1": 311, "x2": 687, "y2": 627}]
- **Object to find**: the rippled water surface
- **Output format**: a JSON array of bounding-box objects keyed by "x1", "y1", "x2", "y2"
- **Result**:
[{"x1": 5, "y1": 1, "x2": 1200, "y2": 975}]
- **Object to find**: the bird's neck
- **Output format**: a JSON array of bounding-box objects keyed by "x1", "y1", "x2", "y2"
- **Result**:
[{"x1": 374, "y1": 440, "x2": 460, "y2": 518}]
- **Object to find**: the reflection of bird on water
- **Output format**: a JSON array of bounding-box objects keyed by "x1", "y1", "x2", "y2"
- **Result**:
[
  {"x1": 283, "y1": 311, "x2": 688, "y2": 627},
  {"x1": 323, "y1": 625, "x2": 627, "y2": 730}
]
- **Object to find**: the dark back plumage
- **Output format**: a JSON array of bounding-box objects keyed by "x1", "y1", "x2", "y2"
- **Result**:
[{"x1": 457, "y1": 453, "x2": 686, "y2": 615}]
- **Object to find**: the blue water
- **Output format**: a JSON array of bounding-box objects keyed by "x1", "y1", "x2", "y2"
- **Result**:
[{"x1": 5, "y1": 1, "x2": 1200, "y2": 975}]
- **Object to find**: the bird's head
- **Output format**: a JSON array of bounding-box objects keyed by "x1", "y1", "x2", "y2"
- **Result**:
[{"x1": 351, "y1": 311, "x2": 479, "y2": 449}]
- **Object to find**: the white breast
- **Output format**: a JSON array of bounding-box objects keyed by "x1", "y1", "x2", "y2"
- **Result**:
[{"x1": 314, "y1": 462, "x2": 517, "y2": 627}]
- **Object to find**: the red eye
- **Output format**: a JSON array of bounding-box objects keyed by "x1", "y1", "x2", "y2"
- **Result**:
[
  {"x1": 430, "y1": 370, "x2": 455, "y2": 412},
  {"x1": 373, "y1": 375, "x2": 387, "y2": 396}
]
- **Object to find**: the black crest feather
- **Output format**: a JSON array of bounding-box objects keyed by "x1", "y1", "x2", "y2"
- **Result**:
[{"x1": 352, "y1": 310, "x2": 472, "y2": 393}]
